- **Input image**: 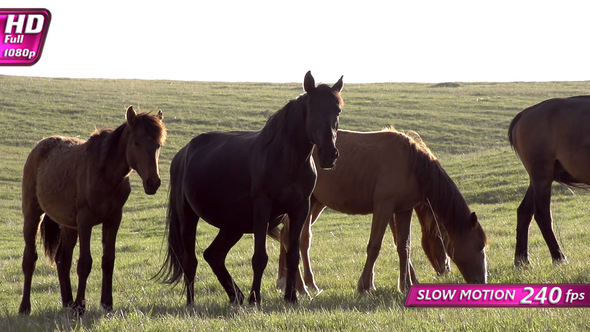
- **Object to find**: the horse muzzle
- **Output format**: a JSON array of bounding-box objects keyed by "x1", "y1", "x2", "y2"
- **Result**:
[
  {"x1": 143, "y1": 177, "x2": 161, "y2": 195},
  {"x1": 317, "y1": 147, "x2": 339, "y2": 169}
]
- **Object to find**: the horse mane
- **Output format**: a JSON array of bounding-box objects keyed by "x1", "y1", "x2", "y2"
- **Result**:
[
  {"x1": 134, "y1": 111, "x2": 167, "y2": 146},
  {"x1": 260, "y1": 97, "x2": 305, "y2": 146},
  {"x1": 261, "y1": 84, "x2": 343, "y2": 147},
  {"x1": 88, "y1": 112, "x2": 166, "y2": 144},
  {"x1": 384, "y1": 127, "x2": 473, "y2": 235},
  {"x1": 86, "y1": 112, "x2": 167, "y2": 168}
]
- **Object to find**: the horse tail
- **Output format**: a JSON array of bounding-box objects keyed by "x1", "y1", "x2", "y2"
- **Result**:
[
  {"x1": 156, "y1": 148, "x2": 188, "y2": 285},
  {"x1": 509, "y1": 100, "x2": 552, "y2": 151},
  {"x1": 267, "y1": 215, "x2": 287, "y2": 242},
  {"x1": 507, "y1": 109, "x2": 524, "y2": 150},
  {"x1": 39, "y1": 214, "x2": 61, "y2": 264},
  {"x1": 267, "y1": 225, "x2": 281, "y2": 241}
]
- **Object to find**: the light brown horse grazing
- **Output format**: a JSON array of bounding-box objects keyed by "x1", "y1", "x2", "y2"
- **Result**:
[
  {"x1": 509, "y1": 96, "x2": 590, "y2": 266},
  {"x1": 276, "y1": 201, "x2": 451, "y2": 294},
  {"x1": 277, "y1": 129, "x2": 487, "y2": 293},
  {"x1": 18, "y1": 106, "x2": 166, "y2": 315}
]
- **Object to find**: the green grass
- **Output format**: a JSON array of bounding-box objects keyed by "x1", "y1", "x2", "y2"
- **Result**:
[{"x1": 1, "y1": 76, "x2": 590, "y2": 331}]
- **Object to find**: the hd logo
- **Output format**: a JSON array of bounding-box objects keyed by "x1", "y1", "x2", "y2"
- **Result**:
[{"x1": 0, "y1": 9, "x2": 51, "y2": 66}]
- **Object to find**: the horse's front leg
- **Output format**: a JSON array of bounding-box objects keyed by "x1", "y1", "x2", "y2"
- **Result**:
[
  {"x1": 100, "y1": 211, "x2": 122, "y2": 312},
  {"x1": 248, "y1": 195, "x2": 271, "y2": 305},
  {"x1": 73, "y1": 222, "x2": 94, "y2": 315},
  {"x1": 284, "y1": 199, "x2": 310, "y2": 303},
  {"x1": 357, "y1": 204, "x2": 392, "y2": 293},
  {"x1": 414, "y1": 202, "x2": 450, "y2": 275},
  {"x1": 394, "y1": 209, "x2": 415, "y2": 292}
]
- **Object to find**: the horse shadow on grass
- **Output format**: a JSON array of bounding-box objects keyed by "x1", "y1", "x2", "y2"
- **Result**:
[
  {"x1": 7, "y1": 286, "x2": 413, "y2": 330},
  {"x1": 127, "y1": 286, "x2": 412, "y2": 318}
]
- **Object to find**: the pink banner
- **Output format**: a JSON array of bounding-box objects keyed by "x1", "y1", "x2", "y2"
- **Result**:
[
  {"x1": 0, "y1": 8, "x2": 51, "y2": 66},
  {"x1": 405, "y1": 284, "x2": 590, "y2": 307}
]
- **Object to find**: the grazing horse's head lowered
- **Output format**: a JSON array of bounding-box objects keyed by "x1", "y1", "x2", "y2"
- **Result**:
[
  {"x1": 447, "y1": 212, "x2": 488, "y2": 284},
  {"x1": 124, "y1": 106, "x2": 167, "y2": 195},
  {"x1": 303, "y1": 71, "x2": 344, "y2": 169}
]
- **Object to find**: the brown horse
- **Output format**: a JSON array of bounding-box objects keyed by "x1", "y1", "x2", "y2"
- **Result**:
[
  {"x1": 18, "y1": 106, "x2": 166, "y2": 315},
  {"x1": 277, "y1": 129, "x2": 487, "y2": 293},
  {"x1": 509, "y1": 96, "x2": 590, "y2": 266}
]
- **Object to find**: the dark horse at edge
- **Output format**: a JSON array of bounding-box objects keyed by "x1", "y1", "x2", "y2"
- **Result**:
[
  {"x1": 157, "y1": 71, "x2": 344, "y2": 305},
  {"x1": 509, "y1": 96, "x2": 590, "y2": 266}
]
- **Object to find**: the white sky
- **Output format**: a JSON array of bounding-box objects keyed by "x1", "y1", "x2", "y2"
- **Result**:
[{"x1": 1, "y1": 1, "x2": 590, "y2": 83}]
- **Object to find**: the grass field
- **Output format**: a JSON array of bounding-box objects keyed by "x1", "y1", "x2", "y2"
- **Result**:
[{"x1": 1, "y1": 75, "x2": 590, "y2": 331}]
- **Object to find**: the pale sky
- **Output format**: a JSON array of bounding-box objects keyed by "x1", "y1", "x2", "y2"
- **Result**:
[{"x1": 2, "y1": 1, "x2": 590, "y2": 83}]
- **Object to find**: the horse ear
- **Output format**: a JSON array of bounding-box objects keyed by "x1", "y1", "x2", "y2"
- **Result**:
[
  {"x1": 126, "y1": 106, "x2": 138, "y2": 127},
  {"x1": 332, "y1": 75, "x2": 344, "y2": 92},
  {"x1": 303, "y1": 71, "x2": 315, "y2": 94},
  {"x1": 156, "y1": 109, "x2": 163, "y2": 120},
  {"x1": 469, "y1": 212, "x2": 478, "y2": 228}
]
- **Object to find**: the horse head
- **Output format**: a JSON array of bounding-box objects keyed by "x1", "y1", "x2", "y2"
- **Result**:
[
  {"x1": 303, "y1": 71, "x2": 344, "y2": 169},
  {"x1": 448, "y1": 212, "x2": 488, "y2": 284},
  {"x1": 124, "y1": 106, "x2": 167, "y2": 195}
]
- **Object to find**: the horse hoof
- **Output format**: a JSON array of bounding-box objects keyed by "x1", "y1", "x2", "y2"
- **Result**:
[
  {"x1": 305, "y1": 283, "x2": 319, "y2": 293},
  {"x1": 283, "y1": 293, "x2": 298, "y2": 304},
  {"x1": 552, "y1": 257, "x2": 568, "y2": 265},
  {"x1": 230, "y1": 293, "x2": 245, "y2": 306},
  {"x1": 299, "y1": 287, "x2": 311, "y2": 299},
  {"x1": 276, "y1": 277, "x2": 290, "y2": 291},
  {"x1": 101, "y1": 303, "x2": 114, "y2": 313},
  {"x1": 68, "y1": 301, "x2": 86, "y2": 316},
  {"x1": 357, "y1": 288, "x2": 371, "y2": 296},
  {"x1": 398, "y1": 284, "x2": 412, "y2": 293},
  {"x1": 70, "y1": 306, "x2": 85, "y2": 317},
  {"x1": 514, "y1": 255, "x2": 531, "y2": 267},
  {"x1": 247, "y1": 291, "x2": 260, "y2": 306},
  {"x1": 436, "y1": 265, "x2": 452, "y2": 276},
  {"x1": 18, "y1": 304, "x2": 31, "y2": 316}
]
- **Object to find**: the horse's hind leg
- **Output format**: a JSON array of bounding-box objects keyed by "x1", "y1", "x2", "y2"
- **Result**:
[
  {"x1": 300, "y1": 197, "x2": 326, "y2": 292},
  {"x1": 515, "y1": 184, "x2": 535, "y2": 266},
  {"x1": 277, "y1": 198, "x2": 325, "y2": 294},
  {"x1": 181, "y1": 217, "x2": 198, "y2": 306},
  {"x1": 18, "y1": 202, "x2": 43, "y2": 315},
  {"x1": 532, "y1": 180, "x2": 567, "y2": 263},
  {"x1": 56, "y1": 227, "x2": 78, "y2": 309},
  {"x1": 357, "y1": 204, "x2": 393, "y2": 294},
  {"x1": 72, "y1": 223, "x2": 94, "y2": 315},
  {"x1": 276, "y1": 218, "x2": 307, "y2": 294},
  {"x1": 203, "y1": 228, "x2": 244, "y2": 304}
]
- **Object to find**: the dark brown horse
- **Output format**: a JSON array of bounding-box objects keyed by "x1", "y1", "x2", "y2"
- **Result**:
[
  {"x1": 157, "y1": 72, "x2": 344, "y2": 306},
  {"x1": 277, "y1": 129, "x2": 487, "y2": 293},
  {"x1": 509, "y1": 96, "x2": 590, "y2": 266},
  {"x1": 19, "y1": 107, "x2": 166, "y2": 315}
]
